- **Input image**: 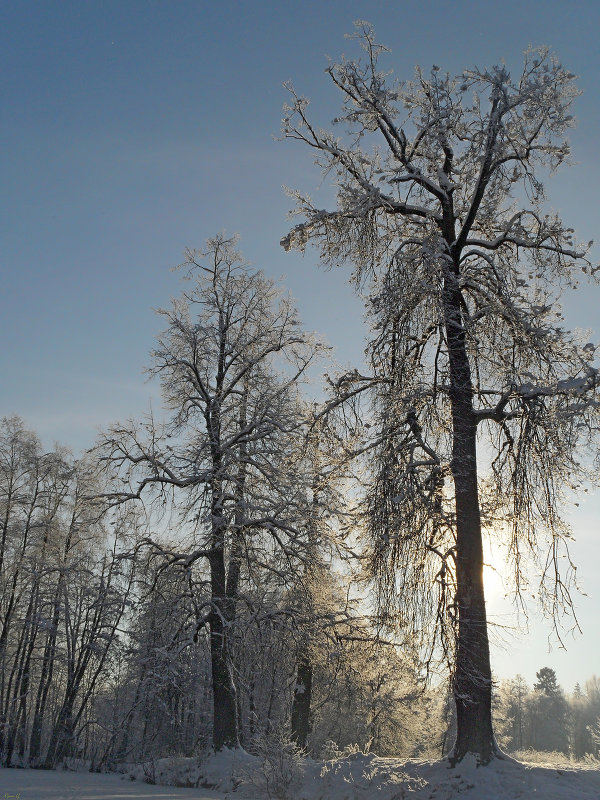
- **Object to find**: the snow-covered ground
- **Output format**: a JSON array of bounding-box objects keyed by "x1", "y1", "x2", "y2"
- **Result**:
[
  {"x1": 274, "y1": 752, "x2": 600, "y2": 800},
  {"x1": 3, "y1": 751, "x2": 600, "y2": 800},
  {"x1": 0, "y1": 767, "x2": 226, "y2": 800}
]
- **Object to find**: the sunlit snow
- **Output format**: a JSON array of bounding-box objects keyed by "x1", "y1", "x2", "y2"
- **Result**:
[{"x1": 3, "y1": 753, "x2": 600, "y2": 800}]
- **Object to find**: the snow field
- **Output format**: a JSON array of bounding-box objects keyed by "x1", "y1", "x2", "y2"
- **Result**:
[{"x1": 3, "y1": 750, "x2": 600, "y2": 799}]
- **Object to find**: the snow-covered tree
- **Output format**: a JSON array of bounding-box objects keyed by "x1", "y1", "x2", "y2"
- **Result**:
[
  {"x1": 281, "y1": 23, "x2": 599, "y2": 763},
  {"x1": 494, "y1": 675, "x2": 529, "y2": 752},
  {"x1": 526, "y1": 668, "x2": 570, "y2": 754},
  {"x1": 96, "y1": 234, "x2": 326, "y2": 750},
  {"x1": 100, "y1": 558, "x2": 211, "y2": 764},
  {"x1": 0, "y1": 417, "x2": 135, "y2": 768},
  {"x1": 576, "y1": 677, "x2": 600, "y2": 758}
]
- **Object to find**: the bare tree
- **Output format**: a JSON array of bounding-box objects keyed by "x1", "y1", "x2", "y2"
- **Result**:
[
  {"x1": 281, "y1": 24, "x2": 598, "y2": 763},
  {"x1": 97, "y1": 557, "x2": 212, "y2": 766},
  {"x1": 0, "y1": 418, "x2": 136, "y2": 768},
  {"x1": 41, "y1": 489, "x2": 136, "y2": 769},
  {"x1": 96, "y1": 235, "x2": 326, "y2": 750},
  {"x1": 287, "y1": 414, "x2": 358, "y2": 752}
]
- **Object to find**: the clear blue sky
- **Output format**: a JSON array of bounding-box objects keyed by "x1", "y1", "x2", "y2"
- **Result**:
[{"x1": 2, "y1": 0, "x2": 599, "y2": 689}]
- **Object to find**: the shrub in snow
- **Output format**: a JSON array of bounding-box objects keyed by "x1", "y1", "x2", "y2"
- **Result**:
[
  {"x1": 127, "y1": 757, "x2": 203, "y2": 787},
  {"x1": 313, "y1": 751, "x2": 425, "y2": 800},
  {"x1": 124, "y1": 748, "x2": 259, "y2": 791},
  {"x1": 510, "y1": 749, "x2": 579, "y2": 768},
  {"x1": 141, "y1": 759, "x2": 156, "y2": 784},
  {"x1": 244, "y1": 730, "x2": 305, "y2": 800},
  {"x1": 319, "y1": 740, "x2": 361, "y2": 760}
]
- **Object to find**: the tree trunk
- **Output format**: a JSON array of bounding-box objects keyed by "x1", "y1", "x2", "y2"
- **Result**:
[
  {"x1": 4, "y1": 633, "x2": 35, "y2": 767},
  {"x1": 2, "y1": 582, "x2": 38, "y2": 766},
  {"x1": 291, "y1": 656, "x2": 312, "y2": 750},
  {"x1": 247, "y1": 673, "x2": 256, "y2": 744},
  {"x1": 206, "y1": 385, "x2": 246, "y2": 752},
  {"x1": 443, "y1": 267, "x2": 495, "y2": 764},
  {"x1": 44, "y1": 699, "x2": 76, "y2": 768},
  {"x1": 209, "y1": 608, "x2": 238, "y2": 749},
  {"x1": 29, "y1": 581, "x2": 62, "y2": 764},
  {"x1": 209, "y1": 546, "x2": 238, "y2": 750},
  {"x1": 115, "y1": 664, "x2": 147, "y2": 764}
]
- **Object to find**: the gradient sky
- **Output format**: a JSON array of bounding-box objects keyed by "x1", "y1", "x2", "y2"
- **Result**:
[{"x1": 2, "y1": 0, "x2": 599, "y2": 690}]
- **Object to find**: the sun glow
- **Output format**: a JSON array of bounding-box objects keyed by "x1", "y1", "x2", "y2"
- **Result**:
[{"x1": 483, "y1": 561, "x2": 505, "y2": 603}]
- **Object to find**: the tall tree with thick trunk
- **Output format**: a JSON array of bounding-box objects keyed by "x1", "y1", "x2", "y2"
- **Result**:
[
  {"x1": 282, "y1": 25, "x2": 598, "y2": 763},
  {"x1": 97, "y1": 235, "x2": 325, "y2": 750}
]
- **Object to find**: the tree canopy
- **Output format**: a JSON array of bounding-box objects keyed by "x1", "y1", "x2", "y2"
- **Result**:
[{"x1": 282, "y1": 23, "x2": 599, "y2": 762}]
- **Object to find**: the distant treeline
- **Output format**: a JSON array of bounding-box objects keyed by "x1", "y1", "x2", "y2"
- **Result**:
[{"x1": 494, "y1": 668, "x2": 600, "y2": 759}]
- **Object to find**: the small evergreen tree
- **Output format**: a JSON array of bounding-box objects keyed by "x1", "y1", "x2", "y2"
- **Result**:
[{"x1": 528, "y1": 667, "x2": 570, "y2": 754}]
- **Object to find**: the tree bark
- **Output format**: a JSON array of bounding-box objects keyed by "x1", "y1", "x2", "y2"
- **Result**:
[
  {"x1": 291, "y1": 656, "x2": 312, "y2": 750},
  {"x1": 44, "y1": 698, "x2": 76, "y2": 768},
  {"x1": 29, "y1": 578, "x2": 63, "y2": 764},
  {"x1": 206, "y1": 379, "x2": 246, "y2": 751},
  {"x1": 208, "y1": 534, "x2": 238, "y2": 750},
  {"x1": 208, "y1": 463, "x2": 239, "y2": 751},
  {"x1": 443, "y1": 266, "x2": 495, "y2": 764}
]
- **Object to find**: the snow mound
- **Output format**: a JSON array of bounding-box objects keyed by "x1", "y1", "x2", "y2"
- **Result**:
[
  {"x1": 126, "y1": 747, "x2": 260, "y2": 792},
  {"x1": 304, "y1": 753, "x2": 600, "y2": 800},
  {"x1": 124, "y1": 749, "x2": 600, "y2": 800},
  {"x1": 407, "y1": 754, "x2": 600, "y2": 800},
  {"x1": 300, "y1": 750, "x2": 424, "y2": 799},
  {"x1": 250, "y1": 749, "x2": 600, "y2": 800}
]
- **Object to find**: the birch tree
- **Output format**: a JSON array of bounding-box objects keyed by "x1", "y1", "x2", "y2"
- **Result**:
[
  {"x1": 97, "y1": 235, "x2": 326, "y2": 750},
  {"x1": 281, "y1": 24, "x2": 599, "y2": 763},
  {"x1": 0, "y1": 418, "x2": 135, "y2": 767}
]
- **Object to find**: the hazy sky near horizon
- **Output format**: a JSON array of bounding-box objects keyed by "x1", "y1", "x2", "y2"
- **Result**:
[{"x1": 2, "y1": 0, "x2": 600, "y2": 690}]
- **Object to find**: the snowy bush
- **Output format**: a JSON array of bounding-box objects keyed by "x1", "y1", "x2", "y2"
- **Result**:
[
  {"x1": 245, "y1": 729, "x2": 305, "y2": 800},
  {"x1": 141, "y1": 759, "x2": 156, "y2": 784},
  {"x1": 319, "y1": 740, "x2": 361, "y2": 760},
  {"x1": 125, "y1": 749, "x2": 258, "y2": 791},
  {"x1": 126, "y1": 757, "x2": 201, "y2": 787},
  {"x1": 511, "y1": 749, "x2": 579, "y2": 767}
]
